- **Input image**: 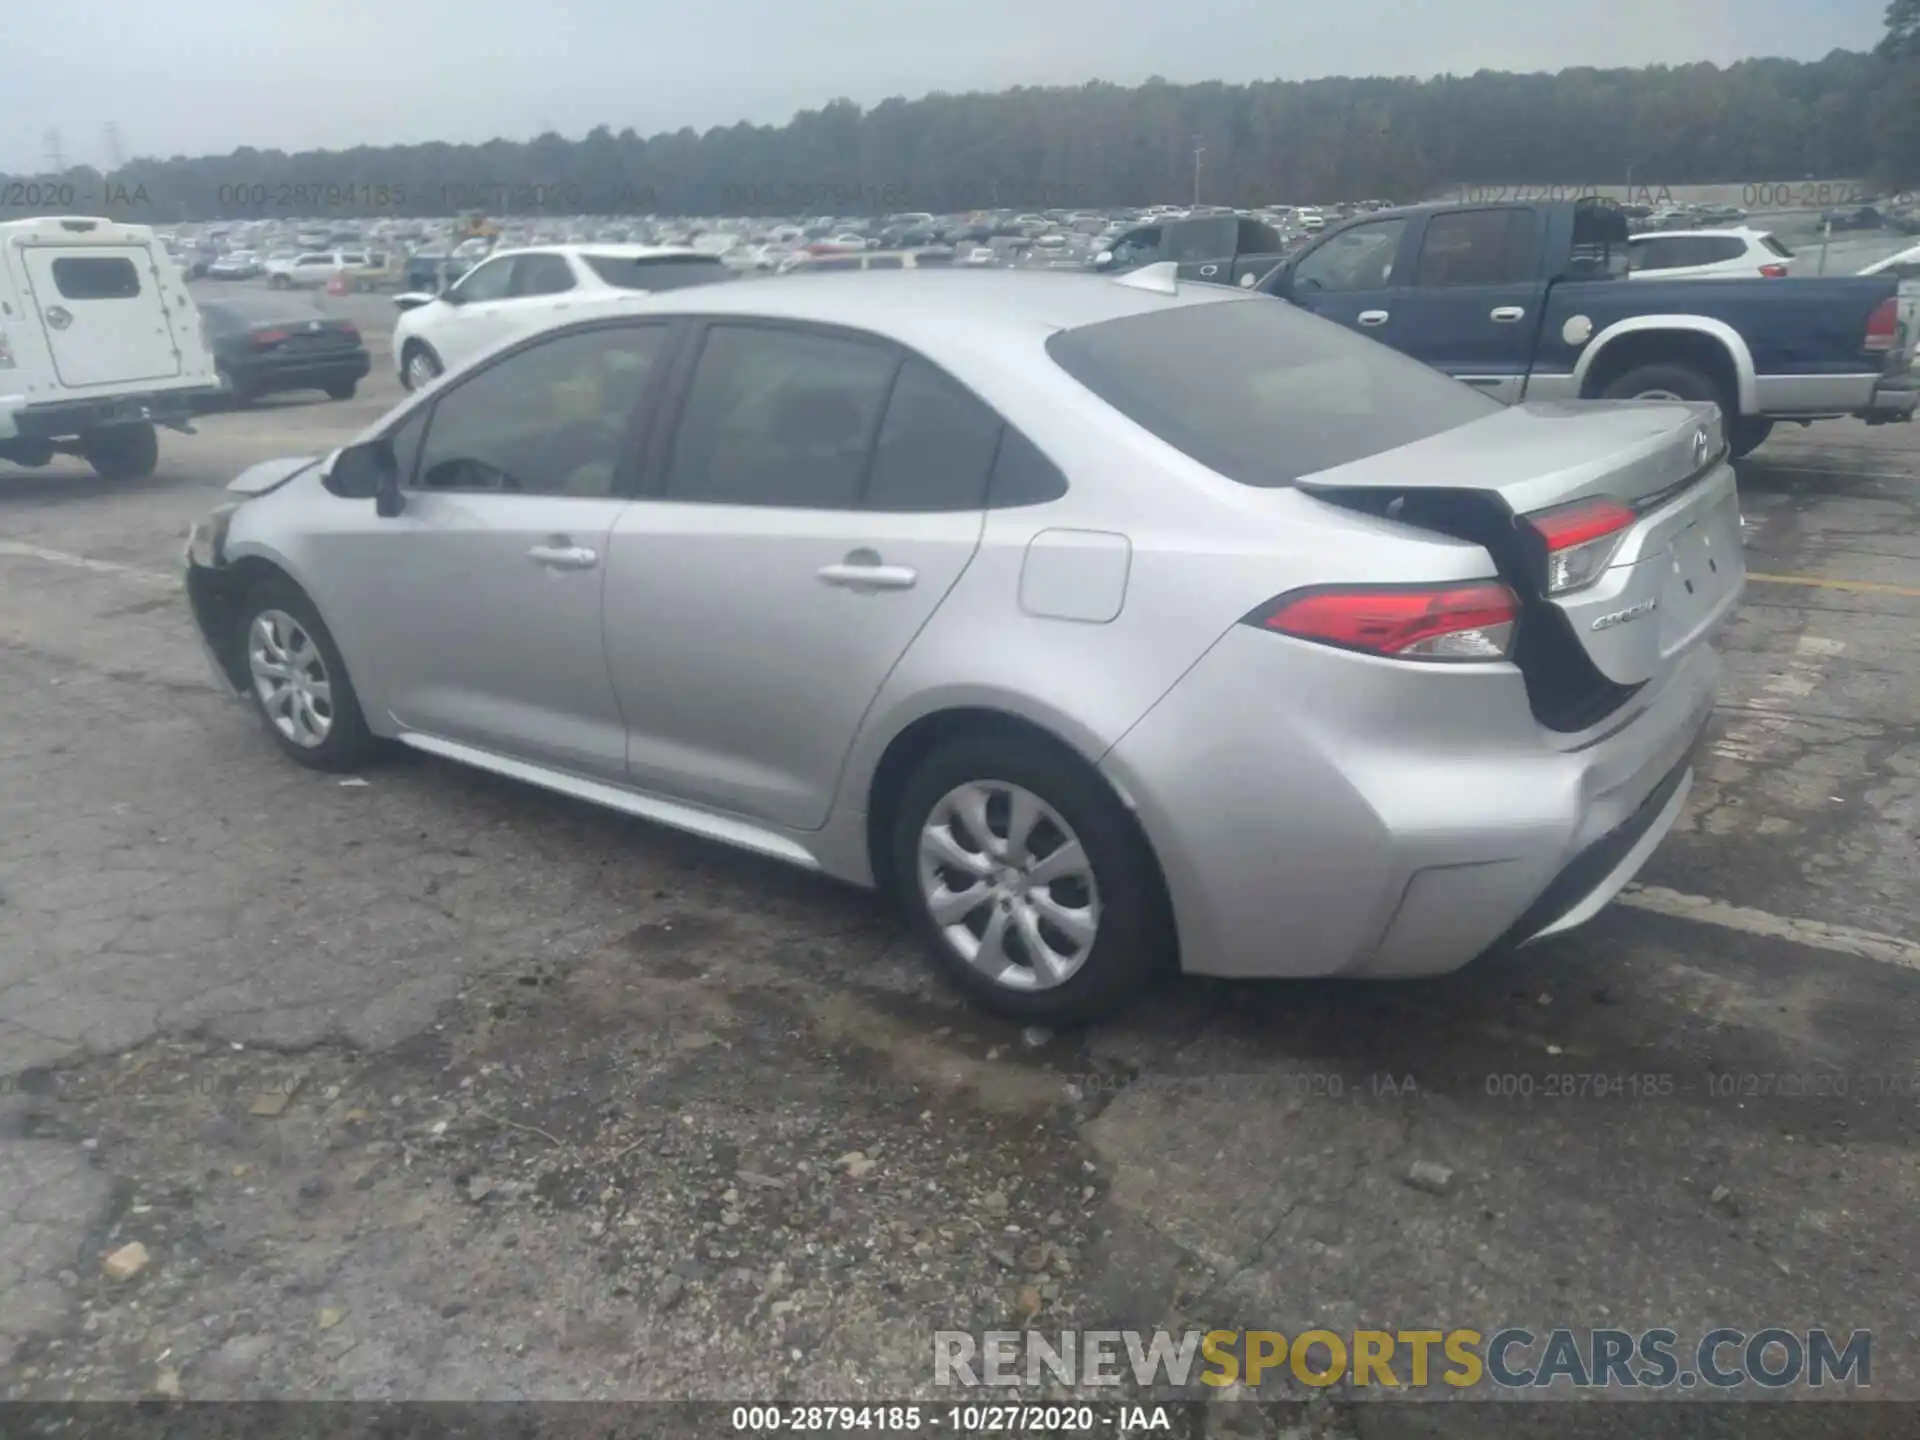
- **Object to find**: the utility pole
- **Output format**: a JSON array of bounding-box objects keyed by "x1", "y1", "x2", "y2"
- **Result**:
[
  {"x1": 44, "y1": 129, "x2": 66, "y2": 175},
  {"x1": 1192, "y1": 140, "x2": 1205, "y2": 210},
  {"x1": 105, "y1": 123, "x2": 125, "y2": 172}
]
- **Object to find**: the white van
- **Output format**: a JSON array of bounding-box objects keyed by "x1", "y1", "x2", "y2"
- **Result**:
[{"x1": 0, "y1": 216, "x2": 219, "y2": 478}]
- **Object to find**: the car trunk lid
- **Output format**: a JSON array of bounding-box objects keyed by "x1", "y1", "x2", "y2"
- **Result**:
[{"x1": 1297, "y1": 399, "x2": 1745, "y2": 719}]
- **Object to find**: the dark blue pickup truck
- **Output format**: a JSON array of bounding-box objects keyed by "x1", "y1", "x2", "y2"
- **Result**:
[{"x1": 1255, "y1": 197, "x2": 1916, "y2": 457}]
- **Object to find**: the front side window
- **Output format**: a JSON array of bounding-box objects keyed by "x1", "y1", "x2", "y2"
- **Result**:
[
  {"x1": 663, "y1": 324, "x2": 897, "y2": 509},
  {"x1": 412, "y1": 325, "x2": 670, "y2": 498},
  {"x1": 1291, "y1": 220, "x2": 1408, "y2": 293},
  {"x1": 450, "y1": 256, "x2": 515, "y2": 303},
  {"x1": 512, "y1": 253, "x2": 577, "y2": 297}
]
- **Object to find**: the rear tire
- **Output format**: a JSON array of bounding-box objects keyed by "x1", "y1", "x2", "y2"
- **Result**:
[
  {"x1": 325, "y1": 380, "x2": 358, "y2": 401},
  {"x1": 1728, "y1": 417, "x2": 1774, "y2": 459},
  {"x1": 81, "y1": 421, "x2": 159, "y2": 480},
  {"x1": 268, "y1": 274, "x2": 291, "y2": 290},
  {"x1": 889, "y1": 734, "x2": 1166, "y2": 1023},
  {"x1": 234, "y1": 577, "x2": 376, "y2": 772},
  {"x1": 1599, "y1": 362, "x2": 1723, "y2": 408}
]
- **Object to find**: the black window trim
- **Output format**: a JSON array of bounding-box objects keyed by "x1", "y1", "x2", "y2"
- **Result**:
[{"x1": 384, "y1": 313, "x2": 690, "y2": 500}]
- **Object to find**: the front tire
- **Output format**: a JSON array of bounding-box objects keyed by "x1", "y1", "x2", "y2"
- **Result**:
[
  {"x1": 235, "y1": 577, "x2": 376, "y2": 772},
  {"x1": 81, "y1": 421, "x2": 158, "y2": 480},
  {"x1": 400, "y1": 342, "x2": 442, "y2": 392},
  {"x1": 324, "y1": 380, "x2": 358, "y2": 401},
  {"x1": 890, "y1": 734, "x2": 1166, "y2": 1023}
]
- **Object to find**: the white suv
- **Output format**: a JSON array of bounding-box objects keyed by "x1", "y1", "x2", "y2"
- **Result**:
[
  {"x1": 1628, "y1": 228, "x2": 1796, "y2": 280},
  {"x1": 390, "y1": 245, "x2": 734, "y2": 391}
]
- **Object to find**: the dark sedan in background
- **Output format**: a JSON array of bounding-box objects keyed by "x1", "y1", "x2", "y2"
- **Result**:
[{"x1": 197, "y1": 298, "x2": 371, "y2": 407}]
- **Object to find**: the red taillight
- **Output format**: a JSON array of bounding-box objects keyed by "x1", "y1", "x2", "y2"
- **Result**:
[
  {"x1": 1759, "y1": 263, "x2": 1788, "y2": 278},
  {"x1": 1249, "y1": 582, "x2": 1519, "y2": 662},
  {"x1": 1865, "y1": 297, "x2": 1899, "y2": 354},
  {"x1": 1524, "y1": 496, "x2": 1635, "y2": 595},
  {"x1": 251, "y1": 328, "x2": 291, "y2": 346}
]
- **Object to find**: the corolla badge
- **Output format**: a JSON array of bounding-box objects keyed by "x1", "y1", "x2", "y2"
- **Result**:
[
  {"x1": 1692, "y1": 428, "x2": 1711, "y2": 468},
  {"x1": 1591, "y1": 597, "x2": 1659, "y2": 632}
]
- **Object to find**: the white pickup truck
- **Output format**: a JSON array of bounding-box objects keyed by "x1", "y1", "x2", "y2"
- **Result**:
[{"x1": 0, "y1": 216, "x2": 219, "y2": 479}]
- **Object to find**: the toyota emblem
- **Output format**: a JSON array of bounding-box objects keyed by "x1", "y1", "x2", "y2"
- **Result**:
[
  {"x1": 309, "y1": 320, "x2": 322, "y2": 331},
  {"x1": 1692, "y1": 428, "x2": 1710, "y2": 468}
]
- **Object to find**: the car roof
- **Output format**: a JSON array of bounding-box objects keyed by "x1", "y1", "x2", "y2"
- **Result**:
[{"x1": 552, "y1": 268, "x2": 1254, "y2": 353}]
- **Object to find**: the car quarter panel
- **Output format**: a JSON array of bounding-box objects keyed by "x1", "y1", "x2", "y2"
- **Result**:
[{"x1": 1100, "y1": 621, "x2": 1720, "y2": 979}]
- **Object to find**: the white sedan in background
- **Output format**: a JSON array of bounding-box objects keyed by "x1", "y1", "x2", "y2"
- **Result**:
[{"x1": 389, "y1": 244, "x2": 735, "y2": 391}]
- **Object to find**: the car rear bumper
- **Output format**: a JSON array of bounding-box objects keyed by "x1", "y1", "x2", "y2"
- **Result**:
[
  {"x1": 1862, "y1": 371, "x2": 1919, "y2": 423},
  {"x1": 7, "y1": 389, "x2": 208, "y2": 439},
  {"x1": 227, "y1": 352, "x2": 370, "y2": 393},
  {"x1": 1100, "y1": 626, "x2": 1721, "y2": 980}
]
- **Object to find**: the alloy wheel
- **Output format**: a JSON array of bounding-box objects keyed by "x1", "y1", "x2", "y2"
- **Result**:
[
  {"x1": 247, "y1": 609, "x2": 333, "y2": 747},
  {"x1": 405, "y1": 350, "x2": 441, "y2": 389},
  {"x1": 917, "y1": 781, "x2": 1101, "y2": 992}
]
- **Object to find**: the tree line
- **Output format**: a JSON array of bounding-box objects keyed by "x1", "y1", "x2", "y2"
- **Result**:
[{"x1": 7, "y1": 42, "x2": 1920, "y2": 223}]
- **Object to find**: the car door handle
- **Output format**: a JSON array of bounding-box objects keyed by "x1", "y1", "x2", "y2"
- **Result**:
[
  {"x1": 1358, "y1": 310, "x2": 1390, "y2": 327},
  {"x1": 527, "y1": 543, "x2": 598, "y2": 570},
  {"x1": 1490, "y1": 306, "x2": 1526, "y2": 323},
  {"x1": 818, "y1": 560, "x2": 917, "y2": 591}
]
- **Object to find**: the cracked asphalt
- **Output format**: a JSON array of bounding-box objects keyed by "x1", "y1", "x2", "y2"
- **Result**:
[{"x1": 1, "y1": 289, "x2": 1917, "y2": 1432}]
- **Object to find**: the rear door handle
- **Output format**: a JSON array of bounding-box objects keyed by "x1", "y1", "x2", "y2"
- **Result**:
[
  {"x1": 1490, "y1": 306, "x2": 1526, "y2": 323},
  {"x1": 818, "y1": 561, "x2": 917, "y2": 591},
  {"x1": 527, "y1": 543, "x2": 598, "y2": 570},
  {"x1": 1358, "y1": 309, "x2": 1390, "y2": 327}
]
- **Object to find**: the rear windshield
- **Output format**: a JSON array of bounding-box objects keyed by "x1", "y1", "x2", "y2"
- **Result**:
[
  {"x1": 1045, "y1": 296, "x2": 1501, "y2": 488},
  {"x1": 581, "y1": 254, "x2": 733, "y2": 291},
  {"x1": 51, "y1": 256, "x2": 142, "y2": 300}
]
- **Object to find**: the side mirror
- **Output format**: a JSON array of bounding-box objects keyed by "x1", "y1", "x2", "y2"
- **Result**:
[
  {"x1": 324, "y1": 438, "x2": 405, "y2": 516},
  {"x1": 393, "y1": 292, "x2": 435, "y2": 313},
  {"x1": 1094, "y1": 250, "x2": 1115, "y2": 270}
]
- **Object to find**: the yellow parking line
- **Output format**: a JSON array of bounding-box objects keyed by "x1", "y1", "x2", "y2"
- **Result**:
[{"x1": 1746, "y1": 572, "x2": 1920, "y2": 598}]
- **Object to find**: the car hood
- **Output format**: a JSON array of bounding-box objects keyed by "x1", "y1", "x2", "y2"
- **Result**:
[{"x1": 227, "y1": 455, "x2": 321, "y2": 497}]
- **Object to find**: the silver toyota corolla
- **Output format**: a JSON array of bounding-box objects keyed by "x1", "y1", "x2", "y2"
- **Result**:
[{"x1": 184, "y1": 267, "x2": 1743, "y2": 1021}]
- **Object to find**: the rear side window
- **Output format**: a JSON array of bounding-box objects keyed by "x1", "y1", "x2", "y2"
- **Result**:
[
  {"x1": 1413, "y1": 209, "x2": 1539, "y2": 286},
  {"x1": 988, "y1": 426, "x2": 1068, "y2": 506},
  {"x1": 1046, "y1": 297, "x2": 1500, "y2": 488},
  {"x1": 867, "y1": 255, "x2": 905, "y2": 270},
  {"x1": 864, "y1": 358, "x2": 1003, "y2": 511},
  {"x1": 582, "y1": 255, "x2": 732, "y2": 291},
  {"x1": 664, "y1": 324, "x2": 897, "y2": 508},
  {"x1": 51, "y1": 256, "x2": 141, "y2": 300}
]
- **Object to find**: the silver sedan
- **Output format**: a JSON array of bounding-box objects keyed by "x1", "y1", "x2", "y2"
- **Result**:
[{"x1": 184, "y1": 267, "x2": 1742, "y2": 1021}]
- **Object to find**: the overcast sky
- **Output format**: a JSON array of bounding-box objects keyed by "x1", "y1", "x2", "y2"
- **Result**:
[{"x1": 0, "y1": 0, "x2": 1891, "y2": 172}]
